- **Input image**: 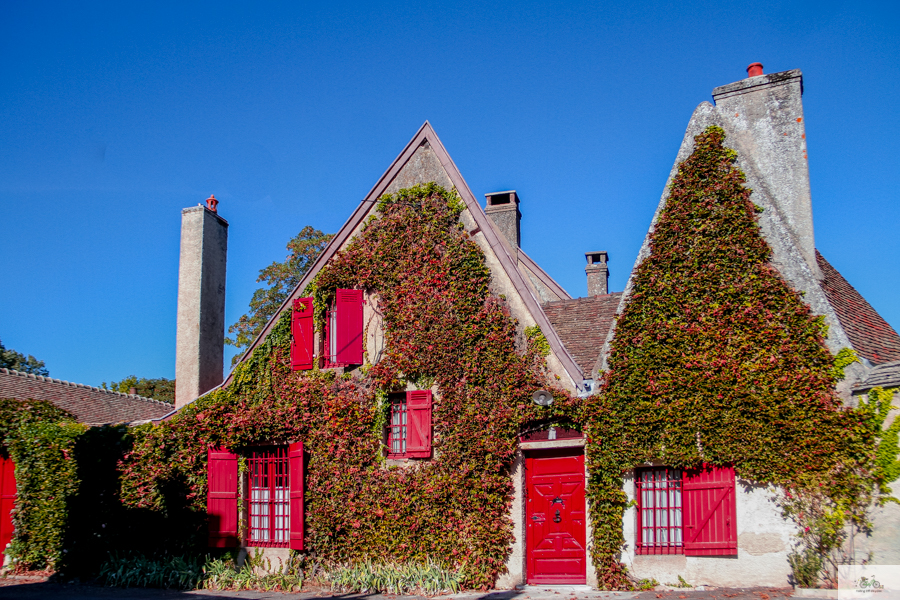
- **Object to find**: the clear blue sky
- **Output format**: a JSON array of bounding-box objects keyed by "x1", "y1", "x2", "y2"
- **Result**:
[{"x1": 1, "y1": 0, "x2": 897, "y2": 386}]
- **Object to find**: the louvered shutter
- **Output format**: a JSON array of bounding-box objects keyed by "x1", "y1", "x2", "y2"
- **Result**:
[
  {"x1": 683, "y1": 464, "x2": 737, "y2": 556},
  {"x1": 288, "y1": 442, "x2": 304, "y2": 550},
  {"x1": 405, "y1": 390, "x2": 432, "y2": 458},
  {"x1": 0, "y1": 457, "x2": 15, "y2": 550},
  {"x1": 291, "y1": 297, "x2": 315, "y2": 370},
  {"x1": 207, "y1": 448, "x2": 239, "y2": 548},
  {"x1": 335, "y1": 288, "x2": 363, "y2": 365}
]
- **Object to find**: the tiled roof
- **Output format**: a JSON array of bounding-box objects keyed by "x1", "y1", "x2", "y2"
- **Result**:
[
  {"x1": 0, "y1": 368, "x2": 173, "y2": 425},
  {"x1": 817, "y1": 251, "x2": 900, "y2": 365},
  {"x1": 852, "y1": 360, "x2": 900, "y2": 394},
  {"x1": 542, "y1": 293, "x2": 622, "y2": 377}
]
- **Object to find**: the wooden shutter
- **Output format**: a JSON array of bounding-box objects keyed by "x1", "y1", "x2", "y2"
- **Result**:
[
  {"x1": 0, "y1": 457, "x2": 15, "y2": 550},
  {"x1": 405, "y1": 390, "x2": 432, "y2": 458},
  {"x1": 207, "y1": 448, "x2": 239, "y2": 548},
  {"x1": 288, "y1": 442, "x2": 304, "y2": 550},
  {"x1": 683, "y1": 463, "x2": 737, "y2": 556},
  {"x1": 334, "y1": 288, "x2": 363, "y2": 365},
  {"x1": 291, "y1": 297, "x2": 315, "y2": 370}
]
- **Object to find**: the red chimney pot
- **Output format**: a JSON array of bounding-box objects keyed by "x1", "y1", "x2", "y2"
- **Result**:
[
  {"x1": 206, "y1": 194, "x2": 219, "y2": 213},
  {"x1": 747, "y1": 62, "x2": 764, "y2": 77}
]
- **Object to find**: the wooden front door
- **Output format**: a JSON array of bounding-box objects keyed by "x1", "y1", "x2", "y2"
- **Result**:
[{"x1": 526, "y1": 449, "x2": 587, "y2": 584}]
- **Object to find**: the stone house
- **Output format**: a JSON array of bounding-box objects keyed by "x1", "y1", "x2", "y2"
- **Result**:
[{"x1": 171, "y1": 64, "x2": 899, "y2": 588}]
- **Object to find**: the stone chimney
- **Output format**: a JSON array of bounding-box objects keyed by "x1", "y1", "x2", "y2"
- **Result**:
[
  {"x1": 484, "y1": 191, "x2": 521, "y2": 252},
  {"x1": 175, "y1": 196, "x2": 228, "y2": 409},
  {"x1": 585, "y1": 251, "x2": 609, "y2": 296},
  {"x1": 712, "y1": 64, "x2": 817, "y2": 276}
]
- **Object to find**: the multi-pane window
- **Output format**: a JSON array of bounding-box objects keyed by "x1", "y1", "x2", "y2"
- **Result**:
[
  {"x1": 388, "y1": 394, "x2": 407, "y2": 456},
  {"x1": 635, "y1": 467, "x2": 683, "y2": 554},
  {"x1": 248, "y1": 446, "x2": 289, "y2": 547}
]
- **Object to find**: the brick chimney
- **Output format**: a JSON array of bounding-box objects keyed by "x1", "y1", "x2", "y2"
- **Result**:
[
  {"x1": 175, "y1": 198, "x2": 228, "y2": 409},
  {"x1": 585, "y1": 252, "x2": 609, "y2": 296},
  {"x1": 484, "y1": 191, "x2": 521, "y2": 252}
]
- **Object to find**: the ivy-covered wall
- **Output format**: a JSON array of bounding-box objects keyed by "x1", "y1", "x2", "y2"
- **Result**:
[{"x1": 120, "y1": 183, "x2": 581, "y2": 588}]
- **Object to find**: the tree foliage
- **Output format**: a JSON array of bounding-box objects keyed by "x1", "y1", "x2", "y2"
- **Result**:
[
  {"x1": 0, "y1": 338, "x2": 48, "y2": 376},
  {"x1": 102, "y1": 376, "x2": 176, "y2": 404},
  {"x1": 225, "y1": 226, "x2": 334, "y2": 365}
]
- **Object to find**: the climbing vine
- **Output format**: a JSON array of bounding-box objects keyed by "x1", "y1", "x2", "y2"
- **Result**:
[
  {"x1": 585, "y1": 126, "x2": 891, "y2": 586},
  {"x1": 120, "y1": 183, "x2": 579, "y2": 588}
]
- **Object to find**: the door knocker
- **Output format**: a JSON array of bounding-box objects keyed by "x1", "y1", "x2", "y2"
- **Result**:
[{"x1": 553, "y1": 509, "x2": 562, "y2": 523}]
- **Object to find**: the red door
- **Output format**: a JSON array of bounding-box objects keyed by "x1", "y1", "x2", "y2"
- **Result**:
[
  {"x1": 526, "y1": 449, "x2": 587, "y2": 584},
  {"x1": 0, "y1": 457, "x2": 15, "y2": 550}
]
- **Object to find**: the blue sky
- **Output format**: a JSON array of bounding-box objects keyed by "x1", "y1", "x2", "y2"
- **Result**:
[{"x1": 1, "y1": 0, "x2": 897, "y2": 386}]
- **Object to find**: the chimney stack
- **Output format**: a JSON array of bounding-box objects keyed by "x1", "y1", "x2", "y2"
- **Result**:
[
  {"x1": 585, "y1": 251, "x2": 609, "y2": 296},
  {"x1": 484, "y1": 191, "x2": 521, "y2": 252},
  {"x1": 175, "y1": 198, "x2": 228, "y2": 409}
]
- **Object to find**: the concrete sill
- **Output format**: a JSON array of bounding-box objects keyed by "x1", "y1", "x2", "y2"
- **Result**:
[{"x1": 794, "y1": 588, "x2": 839, "y2": 599}]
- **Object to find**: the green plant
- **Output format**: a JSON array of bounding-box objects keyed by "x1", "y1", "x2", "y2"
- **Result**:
[
  {"x1": 99, "y1": 553, "x2": 207, "y2": 589},
  {"x1": 635, "y1": 577, "x2": 658, "y2": 590},
  {"x1": 326, "y1": 559, "x2": 462, "y2": 594}
]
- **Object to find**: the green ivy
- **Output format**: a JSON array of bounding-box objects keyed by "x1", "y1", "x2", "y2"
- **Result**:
[
  {"x1": 585, "y1": 126, "x2": 886, "y2": 586},
  {"x1": 120, "y1": 183, "x2": 579, "y2": 588}
]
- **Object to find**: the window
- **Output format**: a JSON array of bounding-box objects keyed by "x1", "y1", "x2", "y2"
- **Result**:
[
  {"x1": 325, "y1": 289, "x2": 364, "y2": 366},
  {"x1": 386, "y1": 390, "x2": 432, "y2": 459},
  {"x1": 389, "y1": 394, "x2": 408, "y2": 455},
  {"x1": 248, "y1": 447, "x2": 289, "y2": 547},
  {"x1": 635, "y1": 467, "x2": 683, "y2": 554},
  {"x1": 207, "y1": 443, "x2": 305, "y2": 551},
  {"x1": 635, "y1": 464, "x2": 737, "y2": 556}
]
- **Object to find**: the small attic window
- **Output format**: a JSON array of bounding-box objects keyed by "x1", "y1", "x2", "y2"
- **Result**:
[{"x1": 487, "y1": 193, "x2": 511, "y2": 206}]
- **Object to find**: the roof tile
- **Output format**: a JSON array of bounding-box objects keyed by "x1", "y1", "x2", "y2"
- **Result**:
[
  {"x1": 817, "y1": 251, "x2": 900, "y2": 365},
  {"x1": 542, "y1": 293, "x2": 622, "y2": 377},
  {"x1": 0, "y1": 368, "x2": 173, "y2": 424}
]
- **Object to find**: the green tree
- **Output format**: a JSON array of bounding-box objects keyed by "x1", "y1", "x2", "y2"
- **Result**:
[
  {"x1": 0, "y1": 338, "x2": 48, "y2": 376},
  {"x1": 101, "y1": 376, "x2": 176, "y2": 404},
  {"x1": 225, "y1": 225, "x2": 333, "y2": 364}
]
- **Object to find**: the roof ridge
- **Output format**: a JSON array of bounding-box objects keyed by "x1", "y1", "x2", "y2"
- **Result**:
[{"x1": 0, "y1": 368, "x2": 172, "y2": 407}]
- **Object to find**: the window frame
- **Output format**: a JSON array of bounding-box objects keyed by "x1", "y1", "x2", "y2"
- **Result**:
[
  {"x1": 246, "y1": 446, "x2": 290, "y2": 548},
  {"x1": 386, "y1": 393, "x2": 408, "y2": 458},
  {"x1": 634, "y1": 466, "x2": 684, "y2": 555}
]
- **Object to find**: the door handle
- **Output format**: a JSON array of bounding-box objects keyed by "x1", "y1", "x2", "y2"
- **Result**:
[{"x1": 553, "y1": 509, "x2": 561, "y2": 523}]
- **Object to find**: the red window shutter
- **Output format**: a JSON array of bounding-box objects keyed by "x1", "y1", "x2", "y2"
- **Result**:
[
  {"x1": 291, "y1": 297, "x2": 315, "y2": 370},
  {"x1": 334, "y1": 288, "x2": 363, "y2": 365},
  {"x1": 683, "y1": 464, "x2": 737, "y2": 556},
  {"x1": 0, "y1": 457, "x2": 15, "y2": 550},
  {"x1": 207, "y1": 448, "x2": 239, "y2": 548},
  {"x1": 405, "y1": 390, "x2": 432, "y2": 458},
  {"x1": 288, "y1": 442, "x2": 304, "y2": 550}
]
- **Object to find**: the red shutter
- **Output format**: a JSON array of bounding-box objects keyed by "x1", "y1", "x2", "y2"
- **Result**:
[
  {"x1": 405, "y1": 390, "x2": 432, "y2": 458},
  {"x1": 207, "y1": 448, "x2": 239, "y2": 548},
  {"x1": 683, "y1": 464, "x2": 737, "y2": 556},
  {"x1": 291, "y1": 297, "x2": 315, "y2": 370},
  {"x1": 288, "y1": 442, "x2": 304, "y2": 550},
  {"x1": 0, "y1": 457, "x2": 15, "y2": 550},
  {"x1": 334, "y1": 289, "x2": 363, "y2": 365}
]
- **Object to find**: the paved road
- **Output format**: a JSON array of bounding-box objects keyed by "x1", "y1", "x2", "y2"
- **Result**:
[{"x1": 0, "y1": 581, "x2": 804, "y2": 600}]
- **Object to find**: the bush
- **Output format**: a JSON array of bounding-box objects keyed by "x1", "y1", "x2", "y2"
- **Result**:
[{"x1": 326, "y1": 560, "x2": 462, "y2": 594}]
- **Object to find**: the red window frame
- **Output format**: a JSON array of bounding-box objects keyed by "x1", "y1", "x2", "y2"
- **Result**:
[
  {"x1": 324, "y1": 289, "x2": 363, "y2": 367},
  {"x1": 387, "y1": 393, "x2": 408, "y2": 457},
  {"x1": 386, "y1": 390, "x2": 432, "y2": 459},
  {"x1": 248, "y1": 446, "x2": 290, "y2": 548},
  {"x1": 635, "y1": 467, "x2": 684, "y2": 555}
]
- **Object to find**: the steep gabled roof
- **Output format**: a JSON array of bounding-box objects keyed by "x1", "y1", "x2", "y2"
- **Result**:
[
  {"x1": 542, "y1": 293, "x2": 621, "y2": 377},
  {"x1": 518, "y1": 249, "x2": 571, "y2": 302},
  {"x1": 0, "y1": 368, "x2": 172, "y2": 425},
  {"x1": 817, "y1": 251, "x2": 900, "y2": 365},
  {"x1": 225, "y1": 122, "x2": 584, "y2": 389}
]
